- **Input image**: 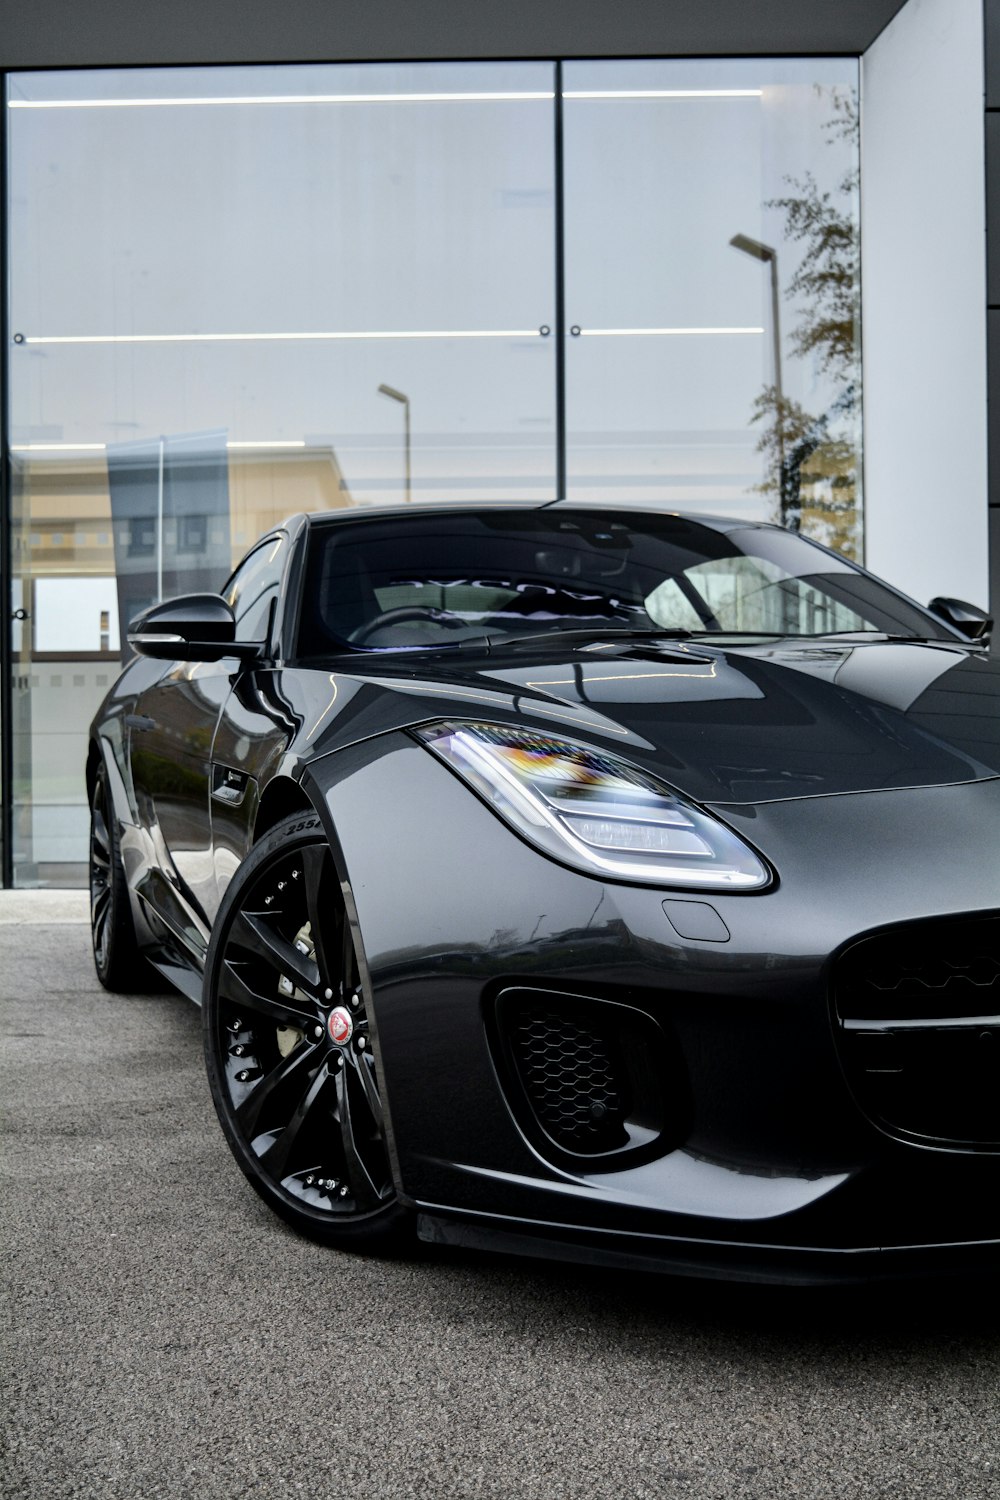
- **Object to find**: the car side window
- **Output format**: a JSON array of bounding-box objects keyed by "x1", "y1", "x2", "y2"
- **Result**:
[{"x1": 223, "y1": 535, "x2": 287, "y2": 642}]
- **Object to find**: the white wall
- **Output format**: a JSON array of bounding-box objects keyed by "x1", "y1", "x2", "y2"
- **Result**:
[{"x1": 861, "y1": 0, "x2": 988, "y2": 607}]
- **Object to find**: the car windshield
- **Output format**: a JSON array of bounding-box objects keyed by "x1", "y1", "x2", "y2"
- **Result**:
[{"x1": 295, "y1": 508, "x2": 949, "y2": 656}]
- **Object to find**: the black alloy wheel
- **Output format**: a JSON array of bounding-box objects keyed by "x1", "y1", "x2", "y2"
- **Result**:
[
  {"x1": 90, "y1": 759, "x2": 148, "y2": 992},
  {"x1": 203, "y1": 813, "x2": 407, "y2": 1250}
]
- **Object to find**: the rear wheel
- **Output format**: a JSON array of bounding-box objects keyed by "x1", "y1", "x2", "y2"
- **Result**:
[
  {"x1": 90, "y1": 760, "x2": 148, "y2": 992},
  {"x1": 203, "y1": 813, "x2": 408, "y2": 1250}
]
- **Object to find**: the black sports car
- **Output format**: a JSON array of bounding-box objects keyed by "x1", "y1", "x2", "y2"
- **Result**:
[{"x1": 88, "y1": 503, "x2": 1000, "y2": 1283}]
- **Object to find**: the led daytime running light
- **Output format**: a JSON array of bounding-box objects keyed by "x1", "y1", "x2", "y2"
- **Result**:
[{"x1": 418, "y1": 723, "x2": 770, "y2": 890}]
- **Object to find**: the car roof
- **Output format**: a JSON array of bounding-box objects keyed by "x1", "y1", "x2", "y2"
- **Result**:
[{"x1": 286, "y1": 500, "x2": 758, "y2": 535}]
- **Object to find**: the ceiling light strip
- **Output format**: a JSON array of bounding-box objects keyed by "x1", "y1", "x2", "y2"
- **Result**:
[
  {"x1": 564, "y1": 89, "x2": 762, "y2": 99},
  {"x1": 8, "y1": 92, "x2": 556, "y2": 109},
  {"x1": 581, "y1": 326, "x2": 764, "y2": 336},
  {"x1": 8, "y1": 90, "x2": 762, "y2": 109},
  {"x1": 19, "y1": 329, "x2": 541, "y2": 345},
  {"x1": 19, "y1": 327, "x2": 761, "y2": 345}
]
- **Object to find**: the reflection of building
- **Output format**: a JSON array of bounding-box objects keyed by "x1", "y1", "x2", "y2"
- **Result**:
[
  {"x1": 0, "y1": 0, "x2": 994, "y2": 884},
  {"x1": 9, "y1": 444, "x2": 351, "y2": 881},
  {"x1": 107, "y1": 434, "x2": 232, "y2": 653},
  {"x1": 17, "y1": 443, "x2": 352, "y2": 605}
]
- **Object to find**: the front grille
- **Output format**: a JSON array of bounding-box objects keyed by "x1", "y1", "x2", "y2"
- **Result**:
[
  {"x1": 492, "y1": 987, "x2": 690, "y2": 1165},
  {"x1": 511, "y1": 1006, "x2": 628, "y2": 1154},
  {"x1": 837, "y1": 917, "x2": 1000, "y2": 1022},
  {"x1": 834, "y1": 915, "x2": 1000, "y2": 1149}
]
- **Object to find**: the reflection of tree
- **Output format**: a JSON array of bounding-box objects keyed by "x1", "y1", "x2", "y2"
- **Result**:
[{"x1": 753, "y1": 90, "x2": 860, "y2": 556}]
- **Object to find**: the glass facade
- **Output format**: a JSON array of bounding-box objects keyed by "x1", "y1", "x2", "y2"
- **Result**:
[
  {"x1": 3, "y1": 57, "x2": 859, "y2": 884},
  {"x1": 563, "y1": 59, "x2": 861, "y2": 531}
]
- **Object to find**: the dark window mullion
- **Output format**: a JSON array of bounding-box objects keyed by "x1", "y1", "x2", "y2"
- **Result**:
[
  {"x1": 1, "y1": 73, "x2": 13, "y2": 887},
  {"x1": 554, "y1": 59, "x2": 566, "y2": 502}
]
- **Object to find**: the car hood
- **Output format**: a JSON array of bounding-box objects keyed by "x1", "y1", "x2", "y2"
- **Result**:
[{"x1": 295, "y1": 636, "x2": 1000, "y2": 806}]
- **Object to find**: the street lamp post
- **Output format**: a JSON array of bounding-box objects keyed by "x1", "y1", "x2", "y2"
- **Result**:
[
  {"x1": 377, "y1": 383, "x2": 411, "y2": 505},
  {"x1": 729, "y1": 233, "x2": 792, "y2": 527}
]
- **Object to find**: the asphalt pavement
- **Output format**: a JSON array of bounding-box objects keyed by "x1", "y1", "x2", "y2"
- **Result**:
[{"x1": 2, "y1": 895, "x2": 999, "y2": 1500}]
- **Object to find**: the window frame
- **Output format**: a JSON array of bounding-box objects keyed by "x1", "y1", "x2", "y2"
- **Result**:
[{"x1": 221, "y1": 530, "x2": 289, "y2": 652}]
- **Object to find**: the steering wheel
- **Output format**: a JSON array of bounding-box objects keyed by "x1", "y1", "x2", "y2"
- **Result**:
[{"x1": 352, "y1": 606, "x2": 466, "y2": 644}]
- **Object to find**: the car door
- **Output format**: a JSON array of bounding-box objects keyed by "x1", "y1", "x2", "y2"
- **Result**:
[
  {"x1": 207, "y1": 533, "x2": 294, "y2": 920},
  {"x1": 130, "y1": 533, "x2": 288, "y2": 959}
]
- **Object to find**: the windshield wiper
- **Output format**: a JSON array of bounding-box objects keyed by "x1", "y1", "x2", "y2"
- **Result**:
[
  {"x1": 497, "y1": 626, "x2": 696, "y2": 648},
  {"x1": 777, "y1": 631, "x2": 954, "y2": 645}
]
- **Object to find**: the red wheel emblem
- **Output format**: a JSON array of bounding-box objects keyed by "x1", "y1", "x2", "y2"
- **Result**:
[{"x1": 328, "y1": 1006, "x2": 354, "y2": 1046}]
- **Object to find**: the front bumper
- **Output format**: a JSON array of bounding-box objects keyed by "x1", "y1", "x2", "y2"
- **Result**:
[
  {"x1": 414, "y1": 1210, "x2": 1000, "y2": 1288},
  {"x1": 309, "y1": 735, "x2": 1000, "y2": 1279}
]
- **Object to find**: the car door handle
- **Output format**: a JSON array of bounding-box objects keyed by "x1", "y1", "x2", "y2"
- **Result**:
[{"x1": 126, "y1": 713, "x2": 156, "y2": 732}]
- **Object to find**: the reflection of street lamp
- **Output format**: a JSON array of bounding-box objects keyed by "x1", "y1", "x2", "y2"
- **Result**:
[
  {"x1": 729, "y1": 233, "x2": 791, "y2": 526},
  {"x1": 377, "y1": 383, "x2": 411, "y2": 505}
]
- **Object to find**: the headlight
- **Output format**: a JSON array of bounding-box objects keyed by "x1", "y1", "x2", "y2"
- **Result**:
[{"x1": 416, "y1": 722, "x2": 770, "y2": 890}]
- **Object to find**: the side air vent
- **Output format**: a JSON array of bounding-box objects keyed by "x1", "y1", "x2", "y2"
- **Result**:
[{"x1": 491, "y1": 987, "x2": 690, "y2": 1167}]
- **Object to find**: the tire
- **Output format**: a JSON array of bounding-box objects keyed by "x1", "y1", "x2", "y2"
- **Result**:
[
  {"x1": 90, "y1": 759, "x2": 150, "y2": 992},
  {"x1": 202, "y1": 812, "x2": 409, "y2": 1251}
]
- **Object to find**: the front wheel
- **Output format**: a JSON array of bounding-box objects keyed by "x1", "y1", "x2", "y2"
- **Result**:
[{"x1": 202, "y1": 813, "x2": 408, "y2": 1251}]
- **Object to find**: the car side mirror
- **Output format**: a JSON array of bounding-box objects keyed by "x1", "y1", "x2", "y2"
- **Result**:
[
  {"x1": 927, "y1": 596, "x2": 993, "y2": 643},
  {"x1": 127, "y1": 593, "x2": 264, "y2": 663}
]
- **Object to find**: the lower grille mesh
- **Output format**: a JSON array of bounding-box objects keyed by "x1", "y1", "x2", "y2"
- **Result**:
[
  {"x1": 511, "y1": 1007, "x2": 627, "y2": 1153},
  {"x1": 493, "y1": 987, "x2": 690, "y2": 1165}
]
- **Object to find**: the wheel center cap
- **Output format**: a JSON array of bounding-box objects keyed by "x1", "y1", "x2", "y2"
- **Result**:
[{"x1": 327, "y1": 1006, "x2": 354, "y2": 1046}]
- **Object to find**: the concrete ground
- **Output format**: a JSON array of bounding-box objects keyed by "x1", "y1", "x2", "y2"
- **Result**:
[{"x1": 2, "y1": 895, "x2": 999, "y2": 1500}]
